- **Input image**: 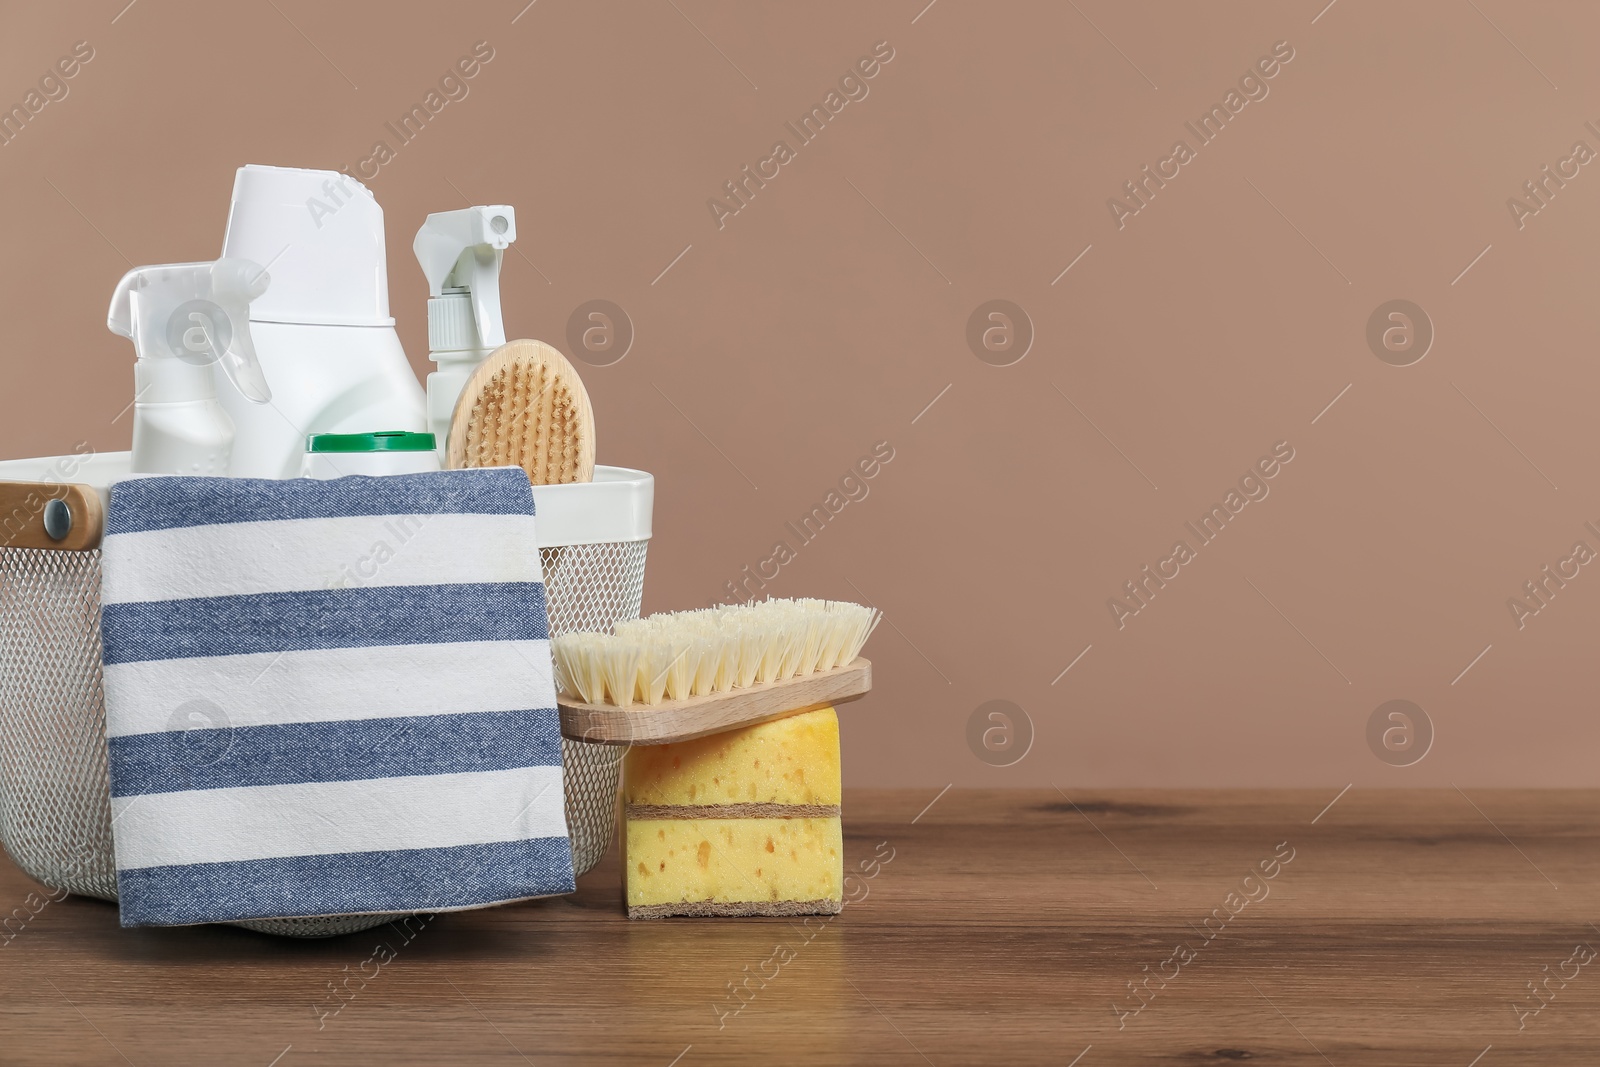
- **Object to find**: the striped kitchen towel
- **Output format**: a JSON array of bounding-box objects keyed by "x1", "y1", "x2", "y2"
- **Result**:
[{"x1": 98, "y1": 468, "x2": 575, "y2": 927}]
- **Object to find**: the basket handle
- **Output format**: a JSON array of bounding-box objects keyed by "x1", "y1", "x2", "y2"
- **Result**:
[{"x1": 0, "y1": 481, "x2": 104, "y2": 551}]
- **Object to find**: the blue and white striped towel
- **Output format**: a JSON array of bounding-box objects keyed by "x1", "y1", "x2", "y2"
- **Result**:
[{"x1": 98, "y1": 469, "x2": 575, "y2": 927}]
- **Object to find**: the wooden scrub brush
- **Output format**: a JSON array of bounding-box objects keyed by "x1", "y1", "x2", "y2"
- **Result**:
[
  {"x1": 552, "y1": 597, "x2": 878, "y2": 745},
  {"x1": 446, "y1": 338, "x2": 596, "y2": 484},
  {"x1": 553, "y1": 597, "x2": 880, "y2": 919}
]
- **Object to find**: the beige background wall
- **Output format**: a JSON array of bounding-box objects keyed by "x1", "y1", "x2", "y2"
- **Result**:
[{"x1": 1, "y1": 1, "x2": 1595, "y2": 787}]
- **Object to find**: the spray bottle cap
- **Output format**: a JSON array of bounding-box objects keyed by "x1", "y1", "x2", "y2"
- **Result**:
[
  {"x1": 107, "y1": 259, "x2": 273, "y2": 403},
  {"x1": 413, "y1": 205, "x2": 516, "y2": 356}
]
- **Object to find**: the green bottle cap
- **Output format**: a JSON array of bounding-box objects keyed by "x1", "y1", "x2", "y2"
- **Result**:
[{"x1": 305, "y1": 431, "x2": 437, "y2": 453}]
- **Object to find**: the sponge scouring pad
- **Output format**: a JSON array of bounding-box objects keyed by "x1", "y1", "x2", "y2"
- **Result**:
[{"x1": 623, "y1": 706, "x2": 843, "y2": 919}]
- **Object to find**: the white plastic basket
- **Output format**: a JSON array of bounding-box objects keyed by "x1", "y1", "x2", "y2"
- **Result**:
[{"x1": 0, "y1": 453, "x2": 651, "y2": 938}]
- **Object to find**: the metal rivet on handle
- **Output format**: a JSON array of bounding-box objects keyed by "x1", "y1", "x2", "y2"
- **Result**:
[{"x1": 42, "y1": 499, "x2": 72, "y2": 541}]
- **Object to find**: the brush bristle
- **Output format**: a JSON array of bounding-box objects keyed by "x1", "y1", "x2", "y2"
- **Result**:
[
  {"x1": 552, "y1": 598, "x2": 880, "y2": 707},
  {"x1": 447, "y1": 339, "x2": 596, "y2": 485}
]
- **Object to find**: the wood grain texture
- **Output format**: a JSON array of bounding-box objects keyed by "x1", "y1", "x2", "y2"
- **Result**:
[
  {"x1": 3, "y1": 789, "x2": 1598, "y2": 1065},
  {"x1": 0, "y1": 480, "x2": 102, "y2": 551},
  {"x1": 559, "y1": 658, "x2": 872, "y2": 744}
]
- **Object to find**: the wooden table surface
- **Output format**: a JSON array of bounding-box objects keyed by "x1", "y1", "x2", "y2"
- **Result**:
[{"x1": 3, "y1": 788, "x2": 1597, "y2": 1065}]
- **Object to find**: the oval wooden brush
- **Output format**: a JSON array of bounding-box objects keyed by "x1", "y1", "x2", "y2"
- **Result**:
[{"x1": 446, "y1": 339, "x2": 596, "y2": 484}]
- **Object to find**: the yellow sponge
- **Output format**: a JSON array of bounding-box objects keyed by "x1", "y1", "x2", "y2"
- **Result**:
[
  {"x1": 624, "y1": 707, "x2": 841, "y2": 809},
  {"x1": 623, "y1": 707, "x2": 843, "y2": 918},
  {"x1": 626, "y1": 818, "x2": 843, "y2": 916}
]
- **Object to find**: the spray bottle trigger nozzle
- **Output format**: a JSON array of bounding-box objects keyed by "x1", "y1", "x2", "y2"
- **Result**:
[
  {"x1": 106, "y1": 258, "x2": 274, "y2": 404},
  {"x1": 208, "y1": 258, "x2": 272, "y2": 403},
  {"x1": 413, "y1": 206, "x2": 515, "y2": 353}
]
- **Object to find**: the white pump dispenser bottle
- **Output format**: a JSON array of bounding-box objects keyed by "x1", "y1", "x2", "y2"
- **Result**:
[
  {"x1": 107, "y1": 259, "x2": 272, "y2": 476},
  {"x1": 413, "y1": 205, "x2": 516, "y2": 455}
]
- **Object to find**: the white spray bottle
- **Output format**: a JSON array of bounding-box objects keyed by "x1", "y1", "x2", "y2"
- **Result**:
[
  {"x1": 413, "y1": 205, "x2": 516, "y2": 455},
  {"x1": 107, "y1": 259, "x2": 272, "y2": 476}
]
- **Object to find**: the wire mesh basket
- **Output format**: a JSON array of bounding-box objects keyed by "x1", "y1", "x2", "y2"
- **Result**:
[{"x1": 0, "y1": 454, "x2": 651, "y2": 938}]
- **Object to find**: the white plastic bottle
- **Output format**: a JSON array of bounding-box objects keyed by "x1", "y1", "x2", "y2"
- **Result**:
[
  {"x1": 301, "y1": 431, "x2": 441, "y2": 478},
  {"x1": 107, "y1": 259, "x2": 273, "y2": 476},
  {"x1": 413, "y1": 205, "x2": 516, "y2": 456},
  {"x1": 216, "y1": 164, "x2": 427, "y2": 479}
]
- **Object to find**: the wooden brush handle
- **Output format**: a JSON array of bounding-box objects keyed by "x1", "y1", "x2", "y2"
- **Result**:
[
  {"x1": 558, "y1": 658, "x2": 871, "y2": 745},
  {"x1": 0, "y1": 481, "x2": 103, "y2": 551}
]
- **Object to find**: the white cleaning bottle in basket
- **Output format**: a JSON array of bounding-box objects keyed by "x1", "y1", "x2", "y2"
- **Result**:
[
  {"x1": 413, "y1": 205, "x2": 516, "y2": 457},
  {"x1": 217, "y1": 164, "x2": 428, "y2": 479},
  {"x1": 107, "y1": 259, "x2": 273, "y2": 476}
]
